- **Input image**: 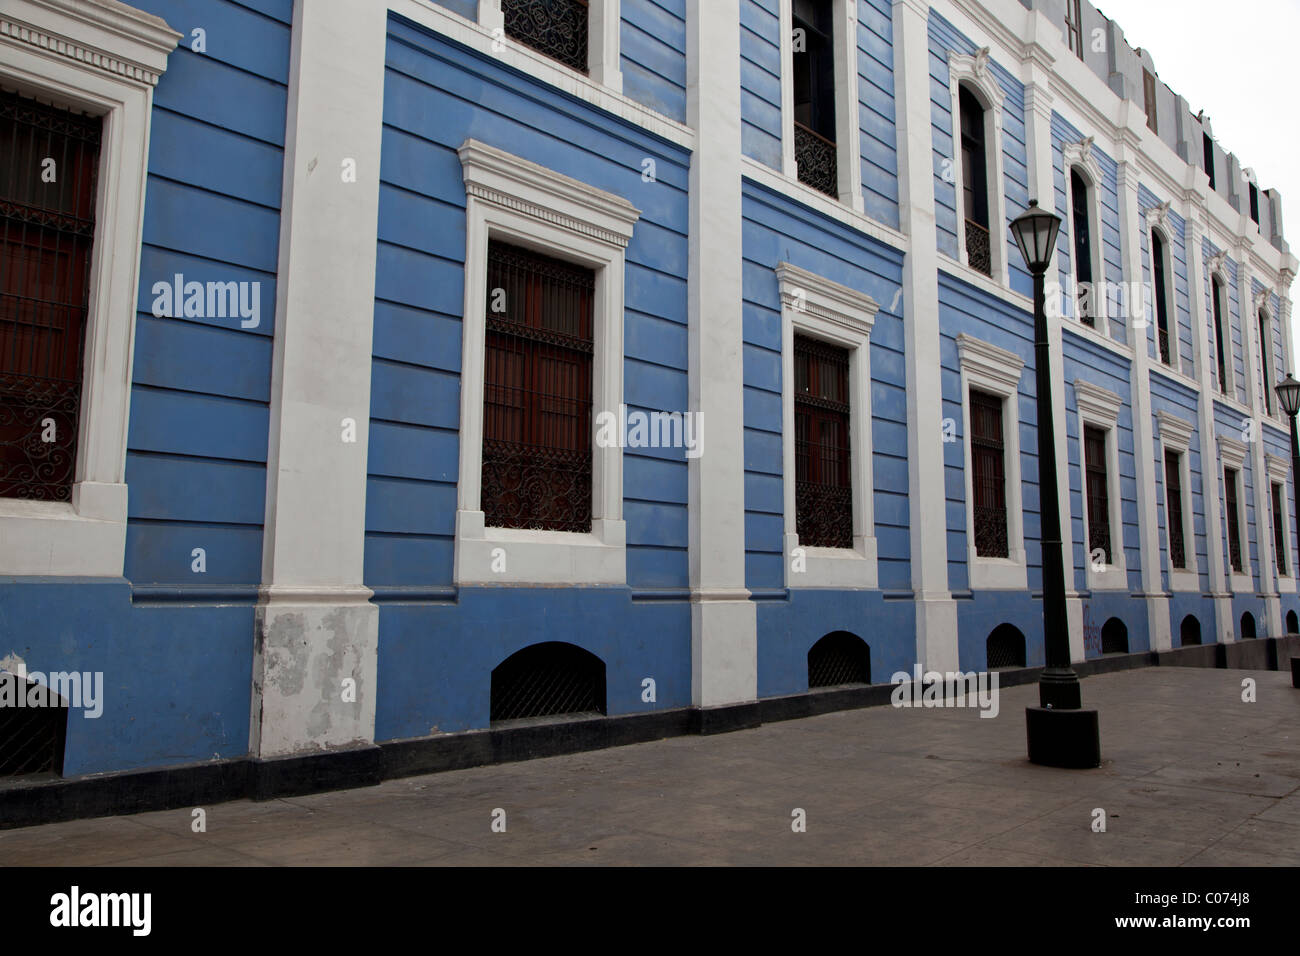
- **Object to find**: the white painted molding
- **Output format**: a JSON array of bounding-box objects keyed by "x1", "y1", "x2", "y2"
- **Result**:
[
  {"x1": 947, "y1": 47, "x2": 1010, "y2": 287},
  {"x1": 1265, "y1": 454, "x2": 1295, "y2": 584},
  {"x1": 1266, "y1": 453, "x2": 1291, "y2": 484},
  {"x1": 1217, "y1": 434, "x2": 1248, "y2": 469},
  {"x1": 1073, "y1": 380, "x2": 1127, "y2": 590},
  {"x1": 776, "y1": 262, "x2": 879, "y2": 588},
  {"x1": 956, "y1": 333, "x2": 1027, "y2": 589},
  {"x1": 455, "y1": 140, "x2": 637, "y2": 586},
  {"x1": 1073, "y1": 379, "x2": 1122, "y2": 425},
  {"x1": 1155, "y1": 410, "x2": 1195, "y2": 452},
  {"x1": 0, "y1": 0, "x2": 179, "y2": 576},
  {"x1": 587, "y1": 0, "x2": 622, "y2": 93},
  {"x1": 1155, "y1": 411, "x2": 1199, "y2": 591}
]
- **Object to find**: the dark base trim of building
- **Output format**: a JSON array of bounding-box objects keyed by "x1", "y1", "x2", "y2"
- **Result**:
[{"x1": 3, "y1": 636, "x2": 1297, "y2": 832}]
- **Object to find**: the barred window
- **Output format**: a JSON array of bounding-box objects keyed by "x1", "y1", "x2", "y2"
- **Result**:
[
  {"x1": 1151, "y1": 230, "x2": 1172, "y2": 366},
  {"x1": 503, "y1": 0, "x2": 589, "y2": 73},
  {"x1": 959, "y1": 86, "x2": 991, "y2": 277},
  {"x1": 1070, "y1": 168, "x2": 1094, "y2": 325},
  {"x1": 1065, "y1": 0, "x2": 1084, "y2": 60},
  {"x1": 482, "y1": 240, "x2": 594, "y2": 533},
  {"x1": 794, "y1": 334, "x2": 852, "y2": 549},
  {"x1": 1211, "y1": 276, "x2": 1229, "y2": 394},
  {"x1": 1225, "y1": 467, "x2": 1243, "y2": 573},
  {"x1": 1164, "y1": 449, "x2": 1185, "y2": 569},
  {"x1": 1084, "y1": 425, "x2": 1111, "y2": 564},
  {"x1": 1272, "y1": 482, "x2": 1287, "y2": 578},
  {"x1": 970, "y1": 388, "x2": 1008, "y2": 558},
  {"x1": 1259, "y1": 308, "x2": 1273, "y2": 415},
  {"x1": 0, "y1": 89, "x2": 101, "y2": 502},
  {"x1": 792, "y1": 0, "x2": 837, "y2": 197}
]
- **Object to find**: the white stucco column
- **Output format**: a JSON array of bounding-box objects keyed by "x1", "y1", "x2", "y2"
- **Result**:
[
  {"x1": 893, "y1": 0, "x2": 957, "y2": 672},
  {"x1": 685, "y1": 0, "x2": 756, "y2": 707},
  {"x1": 251, "y1": 0, "x2": 387, "y2": 757}
]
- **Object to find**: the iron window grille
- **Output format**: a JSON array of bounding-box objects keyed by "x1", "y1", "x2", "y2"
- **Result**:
[
  {"x1": 1225, "y1": 467, "x2": 1243, "y2": 573},
  {"x1": 1065, "y1": 0, "x2": 1084, "y2": 60},
  {"x1": 792, "y1": 0, "x2": 837, "y2": 197},
  {"x1": 970, "y1": 388, "x2": 1008, "y2": 558},
  {"x1": 986, "y1": 624, "x2": 1026, "y2": 669},
  {"x1": 1083, "y1": 425, "x2": 1111, "y2": 564},
  {"x1": 0, "y1": 89, "x2": 101, "y2": 502},
  {"x1": 1272, "y1": 482, "x2": 1287, "y2": 577},
  {"x1": 1164, "y1": 450, "x2": 1185, "y2": 569},
  {"x1": 794, "y1": 334, "x2": 852, "y2": 549},
  {"x1": 503, "y1": 0, "x2": 590, "y2": 73},
  {"x1": 1212, "y1": 277, "x2": 1228, "y2": 394},
  {"x1": 1070, "y1": 168, "x2": 1094, "y2": 325},
  {"x1": 959, "y1": 85, "x2": 992, "y2": 277},
  {"x1": 1151, "y1": 230, "x2": 1172, "y2": 366},
  {"x1": 482, "y1": 240, "x2": 594, "y2": 533}
]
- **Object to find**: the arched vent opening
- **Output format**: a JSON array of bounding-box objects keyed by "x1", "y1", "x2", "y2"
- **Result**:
[
  {"x1": 1240, "y1": 612, "x2": 1257, "y2": 640},
  {"x1": 986, "y1": 624, "x2": 1027, "y2": 669},
  {"x1": 1179, "y1": 615, "x2": 1202, "y2": 647},
  {"x1": 807, "y1": 631, "x2": 871, "y2": 689},
  {"x1": 490, "y1": 642, "x2": 606, "y2": 724},
  {"x1": 1287, "y1": 610, "x2": 1297, "y2": 635},
  {"x1": 1101, "y1": 617, "x2": 1129, "y2": 654},
  {"x1": 0, "y1": 672, "x2": 69, "y2": 777}
]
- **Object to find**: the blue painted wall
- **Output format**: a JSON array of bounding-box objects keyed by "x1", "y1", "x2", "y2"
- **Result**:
[
  {"x1": 621, "y1": 0, "x2": 687, "y2": 122},
  {"x1": 740, "y1": 0, "x2": 782, "y2": 169},
  {"x1": 857, "y1": 0, "x2": 899, "y2": 228}
]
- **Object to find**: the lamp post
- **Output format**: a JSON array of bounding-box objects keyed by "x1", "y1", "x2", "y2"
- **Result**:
[
  {"x1": 1010, "y1": 200, "x2": 1101, "y2": 768},
  {"x1": 1273, "y1": 373, "x2": 1300, "y2": 687}
]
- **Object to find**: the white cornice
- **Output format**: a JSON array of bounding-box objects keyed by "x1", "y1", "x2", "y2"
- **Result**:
[
  {"x1": 459, "y1": 139, "x2": 641, "y2": 249},
  {"x1": 1218, "y1": 434, "x2": 1248, "y2": 468},
  {"x1": 2, "y1": 0, "x2": 180, "y2": 87},
  {"x1": 957, "y1": 332, "x2": 1025, "y2": 393},
  {"x1": 775, "y1": 262, "x2": 878, "y2": 337},
  {"x1": 1074, "y1": 379, "x2": 1123, "y2": 426},
  {"x1": 948, "y1": 47, "x2": 1003, "y2": 111},
  {"x1": 1266, "y1": 453, "x2": 1291, "y2": 483},
  {"x1": 1062, "y1": 136, "x2": 1101, "y2": 188},
  {"x1": 1155, "y1": 410, "x2": 1195, "y2": 452}
]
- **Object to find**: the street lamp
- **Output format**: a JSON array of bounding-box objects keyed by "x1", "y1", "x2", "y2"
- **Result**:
[
  {"x1": 1273, "y1": 373, "x2": 1300, "y2": 687},
  {"x1": 1010, "y1": 200, "x2": 1101, "y2": 768}
]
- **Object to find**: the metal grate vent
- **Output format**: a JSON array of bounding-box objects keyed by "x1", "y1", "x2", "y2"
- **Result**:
[
  {"x1": 0, "y1": 675, "x2": 68, "y2": 776},
  {"x1": 1288, "y1": 610, "x2": 1298, "y2": 635},
  {"x1": 1180, "y1": 615, "x2": 1202, "y2": 646},
  {"x1": 1240, "y1": 612, "x2": 1256, "y2": 640},
  {"x1": 490, "y1": 642, "x2": 606, "y2": 723},
  {"x1": 986, "y1": 624, "x2": 1026, "y2": 669},
  {"x1": 1101, "y1": 617, "x2": 1129, "y2": 654},
  {"x1": 807, "y1": 631, "x2": 870, "y2": 689}
]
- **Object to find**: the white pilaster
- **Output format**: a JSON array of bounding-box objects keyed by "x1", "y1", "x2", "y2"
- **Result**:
[{"x1": 252, "y1": 0, "x2": 387, "y2": 758}]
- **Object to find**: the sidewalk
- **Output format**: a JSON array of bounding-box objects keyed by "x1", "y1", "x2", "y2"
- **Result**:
[{"x1": 2, "y1": 667, "x2": 1298, "y2": 866}]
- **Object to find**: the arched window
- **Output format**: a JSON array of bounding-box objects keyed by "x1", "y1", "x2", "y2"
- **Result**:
[
  {"x1": 986, "y1": 623, "x2": 1027, "y2": 669},
  {"x1": 490, "y1": 642, "x2": 607, "y2": 723},
  {"x1": 1101, "y1": 617, "x2": 1128, "y2": 654},
  {"x1": 1179, "y1": 615, "x2": 1201, "y2": 647},
  {"x1": 1151, "y1": 230, "x2": 1173, "y2": 366},
  {"x1": 959, "y1": 85, "x2": 992, "y2": 278},
  {"x1": 1240, "y1": 612, "x2": 1256, "y2": 640},
  {"x1": 1258, "y1": 307, "x2": 1274, "y2": 415},
  {"x1": 1287, "y1": 610, "x2": 1298, "y2": 634},
  {"x1": 1211, "y1": 275, "x2": 1229, "y2": 395},
  {"x1": 807, "y1": 631, "x2": 871, "y2": 688},
  {"x1": 1070, "y1": 168, "x2": 1095, "y2": 326}
]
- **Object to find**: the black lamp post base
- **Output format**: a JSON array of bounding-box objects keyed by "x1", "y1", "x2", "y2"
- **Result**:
[
  {"x1": 1291, "y1": 657, "x2": 1300, "y2": 689},
  {"x1": 1026, "y1": 706, "x2": 1101, "y2": 768}
]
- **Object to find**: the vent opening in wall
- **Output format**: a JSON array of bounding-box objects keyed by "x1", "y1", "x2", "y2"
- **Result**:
[
  {"x1": 1101, "y1": 617, "x2": 1128, "y2": 654},
  {"x1": 986, "y1": 624, "x2": 1026, "y2": 669},
  {"x1": 1179, "y1": 615, "x2": 1201, "y2": 646},
  {"x1": 490, "y1": 642, "x2": 606, "y2": 723},
  {"x1": 1287, "y1": 610, "x2": 1298, "y2": 635},
  {"x1": 807, "y1": 631, "x2": 871, "y2": 689},
  {"x1": 1240, "y1": 612, "x2": 1256, "y2": 640},
  {"x1": 0, "y1": 672, "x2": 68, "y2": 776}
]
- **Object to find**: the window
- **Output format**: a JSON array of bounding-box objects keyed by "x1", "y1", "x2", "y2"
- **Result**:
[
  {"x1": 1142, "y1": 68, "x2": 1158, "y2": 134},
  {"x1": 970, "y1": 389, "x2": 1007, "y2": 558},
  {"x1": 792, "y1": 0, "x2": 837, "y2": 197},
  {"x1": 456, "y1": 139, "x2": 639, "y2": 586},
  {"x1": 1164, "y1": 449, "x2": 1186, "y2": 569},
  {"x1": 1203, "y1": 133, "x2": 1216, "y2": 190},
  {"x1": 1070, "y1": 168, "x2": 1094, "y2": 326},
  {"x1": 1272, "y1": 482, "x2": 1287, "y2": 578},
  {"x1": 502, "y1": 0, "x2": 590, "y2": 73},
  {"x1": 482, "y1": 240, "x2": 594, "y2": 533},
  {"x1": 1225, "y1": 466, "x2": 1243, "y2": 574},
  {"x1": 1249, "y1": 182, "x2": 1260, "y2": 226},
  {"x1": 794, "y1": 335, "x2": 851, "y2": 548},
  {"x1": 959, "y1": 85, "x2": 991, "y2": 277},
  {"x1": 1258, "y1": 307, "x2": 1273, "y2": 414},
  {"x1": 0, "y1": 90, "x2": 100, "y2": 502},
  {"x1": 1211, "y1": 275, "x2": 1229, "y2": 395},
  {"x1": 1151, "y1": 230, "x2": 1172, "y2": 366},
  {"x1": 1065, "y1": 0, "x2": 1084, "y2": 60},
  {"x1": 1084, "y1": 425, "x2": 1111, "y2": 563}
]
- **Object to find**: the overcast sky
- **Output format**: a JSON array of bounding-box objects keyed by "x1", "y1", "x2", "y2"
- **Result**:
[{"x1": 1099, "y1": 0, "x2": 1300, "y2": 365}]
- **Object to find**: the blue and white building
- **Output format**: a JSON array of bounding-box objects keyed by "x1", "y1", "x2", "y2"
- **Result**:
[{"x1": 0, "y1": 0, "x2": 1295, "y2": 797}]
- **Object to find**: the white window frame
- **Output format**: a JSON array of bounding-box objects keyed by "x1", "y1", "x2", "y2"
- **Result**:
[
  {"x1": 957, "y1": 333, "x2": 1026, "y2": 589},
  {"x1": 776, "y1": 262, "x2": 879, "y2": 588},
  {"x1": 0, "y1": 0, "x2": 178, "y2": 576},
  {"x1": 1074, "y1": 380, "x2": 1127, "y2": 590},
  {"x1": 1208, "y1": 263, "x2": 1234, "y2": 397},
  {"x1": 947, "y1": 49, "x2": 1009, "y2": 287},
  {"x1": 454, "y1": 139, "x2": 640, "y2": 586},
  {"x1": 1265, "y1": 453, "x2": 1294, "y2": 592},
  {"x1": 1062, "y1": 138, "x2": 1108, "y2": 335},
  {"x1": 1218, "y1": 435, "x2": 1252, "y2": 593},
  {"x1": 1253, "y1": 293, "x2": 1279, "y2": 423},
  {"x1": 1155, "y1": 411, "x2": 1198, "y2": 592},
  {"x1": 1144, "y1": 203, "x2": 1181, "y2": 373},
  {"x1": 778, "y1": 0, "x2": 863, "y2": 210},
  {"x1": 479, "y1": 0, "x2": 622, "y2": 92}
]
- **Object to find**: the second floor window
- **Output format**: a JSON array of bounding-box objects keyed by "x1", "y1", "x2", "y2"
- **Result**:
[
  {"x1": 1211, "y1": 275, "x2": 1228, "y2": 394},
  {"x1": 1273, "y1": 482, "x2": 1288, "y2": 577},
  {"x1": 792, "y1": 0, "x2": 837, "y2": 197},
  {"x1": 1164, "y1": 450, "x2": 1186, "y2": 569},
  {"x1": 1083, "y1": 425, "x2": 1111, "y2": 565},
  {"x1": 503, "y1": 0, "x2": 589, "y2": 73},
  {"x1": 794, "y1": 335, "x2": 852, "y2": 549},
  {"x1": 970, "y1": 388, "x2": 1007, "y2": 558},
  {"x1": 1259, "y1": 308, "x2": 1274, "y2": 414},
  {"x1": 959, "y1": 85, "x2": 992, "y2": 277},
  {"x1": 1065, "y1": 0, "x2": 1084, "y2": 60},
  {"x1": 1151, "y1": 230, "x2": 1172, "y2": 366},
  {"x1": 0, "y1": 89, "x2": 101, "y2": 502},
  {"x1": 1070, "y1": 168, "x2": 1094, "y2": 325},
  {"x1": 482, "y1": 240, "x2": 594, "y2": 533},
  {"x1": 1225, "y1": 467, "x2": 1243, "y2": 573}
]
